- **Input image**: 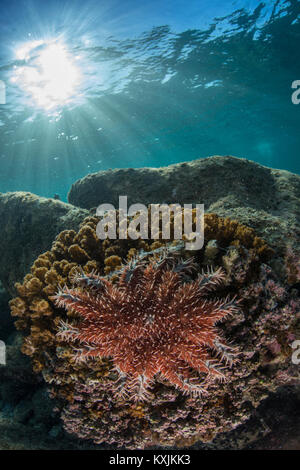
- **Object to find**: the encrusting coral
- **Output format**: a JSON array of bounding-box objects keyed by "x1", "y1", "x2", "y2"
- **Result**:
[{"x1": 9, "y1": 210, "x2": 299, "y2": 448}]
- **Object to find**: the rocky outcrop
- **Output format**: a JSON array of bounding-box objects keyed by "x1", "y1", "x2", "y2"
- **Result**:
[
  {"x1": 68, "y1": 155, "x2": 300, "y2": 250},
  {"x1": 0, "y1": 192, "x2": 88, "y2": 295}
]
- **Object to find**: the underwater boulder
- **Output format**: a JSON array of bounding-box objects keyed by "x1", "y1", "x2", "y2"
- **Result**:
[
  {"x1": 68, "y1": 155, "x2": 300, "y2": 250},
  {"x1": 0, "y1": 192, "x2": 88, "y2": 296}
]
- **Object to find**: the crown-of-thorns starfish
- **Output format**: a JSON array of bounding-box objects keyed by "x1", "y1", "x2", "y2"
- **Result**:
[{"x1": 53, "y1": 254, "x2": 239, "y2": 401}]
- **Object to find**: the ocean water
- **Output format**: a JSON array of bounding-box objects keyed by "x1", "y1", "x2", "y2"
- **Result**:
[{"x1": 0, "y1": 0, "x2": 300, "y2": 201}]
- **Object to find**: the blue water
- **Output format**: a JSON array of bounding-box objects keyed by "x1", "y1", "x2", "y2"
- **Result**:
[{"x1": 0, "y1": 0, "x2": 300, "y2": 201}]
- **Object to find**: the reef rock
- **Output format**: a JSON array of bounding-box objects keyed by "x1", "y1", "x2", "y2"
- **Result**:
[
  {"x1": 0, "y1": 192, "x2": 88, "y2": 295},
  {"x1": 68, "y1": 155, "x2": 300, "y2": 250},
  {"x1": 0, "y1": 281, "x2": 12, "y2": 336}
]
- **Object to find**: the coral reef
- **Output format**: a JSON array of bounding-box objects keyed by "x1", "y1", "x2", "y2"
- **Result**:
[
  {"x1": 9, "y1": 211, "x2": 270, "y2": 372},
  {"x1": 2, "y1": 157, "x2": 300, "y2": 450},
  {"x1": 9, "y1": 209, "x2": 299, "y2": 448}
]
